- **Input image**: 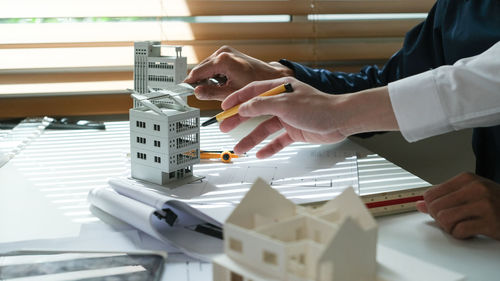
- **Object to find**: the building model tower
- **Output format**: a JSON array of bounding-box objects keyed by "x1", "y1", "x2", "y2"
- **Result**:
[
  {"x1": 213, "y1": 178, "x2": 378, "y2": 281},
  {"x1": 130, "y1": 41, "x2": 200, "y2": 186}
]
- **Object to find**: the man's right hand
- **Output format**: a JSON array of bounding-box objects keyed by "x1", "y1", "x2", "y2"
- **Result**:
[{"x1": 184, "y1": 46, "x2": 293, "y2": 101}]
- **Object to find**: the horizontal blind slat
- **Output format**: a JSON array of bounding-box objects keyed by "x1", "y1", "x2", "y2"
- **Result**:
[
  {"x1": 0, "y1": 20, "x2": 421, "y2": 45},
  {"x1": 0, "y1": 94, "x2": 133, "y2": 117},
  {"x1": 0, "y1": 0, "x2": 436, "y2": 18},
  {"x1": 0, "y1": 39, "x2": 403, "y2": 73}
]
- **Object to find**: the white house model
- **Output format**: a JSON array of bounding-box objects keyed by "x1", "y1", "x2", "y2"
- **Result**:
[
  {"x1": 130, "y1": 41, "x2": 201, "y2": 186},
  {"x1": 213, "y1": 178, "x2": 378, "y2": 281}
]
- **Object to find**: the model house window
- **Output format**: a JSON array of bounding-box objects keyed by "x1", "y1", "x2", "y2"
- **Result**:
[
  {"x1": 154, "y1": 124, "x2": 160, "y2": 131},
  {"x1": 154, "y1": 140, "x2": 161, "y2": 147},
  {"x1": 229, "y1": 238, "x2": 243, "y2": 253},
  {"x1": 154, "y1": 156, "x2": 161, "y2": 163},
  {"x1": 299, "y1": 254, "x2": 305, "y2": 265},
  {"x1": 137, "y1": 137, "x2": 146, "y2": 144},
  {"x1": 263, "y1": 250, "x2": 277, "y2": 265},
  {"x1": 314, "y1": 230, "x2": 321, "y2": 243},
  {"x1": 230, "y1": 272, "x2": 243, "y2": 281}
]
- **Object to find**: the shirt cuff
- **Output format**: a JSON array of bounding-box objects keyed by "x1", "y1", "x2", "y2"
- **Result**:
[{"x1": 388, "y1": 70, "x2": 453, "y2": 142}]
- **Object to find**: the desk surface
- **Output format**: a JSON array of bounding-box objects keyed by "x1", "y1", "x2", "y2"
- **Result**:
[{"x1": 1, "y1": 120, "x2": 498, "y2": 280}]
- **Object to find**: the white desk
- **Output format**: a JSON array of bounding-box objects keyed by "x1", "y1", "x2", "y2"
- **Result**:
[{"x1": 1, "y1": 120, "x2": 498, "y2": 280}]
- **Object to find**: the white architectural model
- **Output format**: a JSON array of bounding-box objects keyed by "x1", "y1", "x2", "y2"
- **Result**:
[
  {"x1": 130, "y1": 41, "x2": 201, "y2": 186},
  {"x1": 133, "y1": 41, "x2": 187, "y2": 106},
  {"x1": 213, "y1": 178, "x2": 378, "y2": 281}
]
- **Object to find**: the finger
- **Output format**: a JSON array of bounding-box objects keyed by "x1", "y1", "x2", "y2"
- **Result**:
[
  {"x1": 452, "y1": 199, "x2": 500, "y2": 240},
  {"x1": 233, "y1": 116, "x2": 283, "y2": 154},
  {"x1": 194, "y1": 84, "x2": 234, "y2": 101},
  {"x1": 426, "y1": 183, "x2": 477, "y2": 219},
  {"x1": 222, "y1": 78, "x2": 289, "y2": 110},
  {"x1": 185, "y1": 52, "x2": 233, "y2": 84},
  {"x1": 415, "y1": 200, "x2": 428, "y2": 213},
  {"x1": 256, "y1": 132, "x2": 294, "y2": 159},
  {"x1": 219, "y1": 114, "x2": 250, "y2": 133},
  {"x1": 434, "y1": 200, "x2": 484, "y2": 234},
  {"x1": 185, "y1": 46, "x2": 235, "y2": 83},
  {"x1": 238, "y1": 93, "x2": 289, "y2": 118},
  {"x1": 424, "y1": 172, "x2": 477, "y2": 203},
  {"x1": 185, "y1": 60, "x2": 220, "y2": 84},
  {"x1": 450, "y1": 219, "x2": 486, "y2": 239}
]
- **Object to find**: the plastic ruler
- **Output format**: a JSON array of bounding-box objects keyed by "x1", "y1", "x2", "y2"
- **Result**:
[
  {"x1": 362, "y1": 186, "x2": 428, "y2": 217},
  {"x1": 303, "y1": 186, "x2": 428, "y2": 217},
  {"x1": 0, "y1": 117, "x2": 53, "y2": 168}
]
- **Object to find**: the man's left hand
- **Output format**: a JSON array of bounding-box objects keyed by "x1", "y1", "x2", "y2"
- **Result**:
[{"x1": 416, "y1": 172, "x2": 500, "y2": 240}]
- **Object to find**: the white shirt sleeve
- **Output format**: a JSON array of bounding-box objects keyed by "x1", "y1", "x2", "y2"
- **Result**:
[{"x1": 388, "y1": 41, "x2": 500, "y2": 142}]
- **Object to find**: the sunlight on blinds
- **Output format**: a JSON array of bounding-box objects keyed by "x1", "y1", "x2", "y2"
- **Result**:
[{"x1": 0, "y1": 0, "x2": 436, "y2": 115}]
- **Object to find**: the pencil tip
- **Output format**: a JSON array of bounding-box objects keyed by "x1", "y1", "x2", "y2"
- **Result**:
[{"x1": 201, "y1": 117, "x2": 218, "y2": 127}]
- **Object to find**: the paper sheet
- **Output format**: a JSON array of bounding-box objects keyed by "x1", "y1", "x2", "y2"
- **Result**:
[
  {"x1": 88, "y1": 187, "x2": 223, "y2": 262},
  {"x1": 89, "y1": 133, "x2": 360, "y2": 261}
]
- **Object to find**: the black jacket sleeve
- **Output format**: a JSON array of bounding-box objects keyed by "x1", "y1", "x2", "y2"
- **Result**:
[{"x1": 279, "y1": 0, "x2": 500, "y2": 94}]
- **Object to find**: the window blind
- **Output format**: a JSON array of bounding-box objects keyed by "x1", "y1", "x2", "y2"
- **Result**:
[{"x1": 0, "y1": 0, "x2": 435, "y2": 117}]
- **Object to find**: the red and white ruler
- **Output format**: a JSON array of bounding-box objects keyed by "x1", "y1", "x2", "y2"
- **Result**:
[{"x1": 361, "y1": 186, "x2": 428, "y2": 217}]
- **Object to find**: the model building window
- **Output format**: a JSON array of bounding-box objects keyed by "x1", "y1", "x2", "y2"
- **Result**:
[
  {"x1": 137, "y1": 152, "x2": 146, "y2": 160},
  {"x1": 137, "y1": 137, "x2": 146, "y2": 144},
  {"x1": 154, "y1": 124, "x2": 160, "y2": 131},
  {"x1": 176, "y1": 118, "x2": 197, "y2": 133},
  {"x1": 154, "y1": 140, "x2": 161, "y2": 147},
  {"x1": 154, "y1": 156, "x2": 161, "y2": 163},
  {"x1": 263, "y1": 250, "x2": 277, "y2": 265},
  {"x1": 136, "y1": 121, "x2": 146, "y2": 128},
  {"x1": 176, "y1": 133, "x2": 196, "y2": 149},
  {"x1": 229, "y1": 238, "x2": 242, "y2": 253},
  {"x1": 177, "y1": 149, "x2": 197, "y2": 164}
]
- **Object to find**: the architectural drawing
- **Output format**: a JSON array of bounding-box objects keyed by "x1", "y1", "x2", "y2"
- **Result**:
[
  {"x1": 130, "y1": 41, "x2": 201, "y2": 186},
  {"x1": 213, "y1": 178, "x2": 377, "y2": 281}
]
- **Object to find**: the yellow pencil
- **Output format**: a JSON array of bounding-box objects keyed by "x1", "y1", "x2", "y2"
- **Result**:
[{"x1": 201, "y1": 83, "x2": 294, "y2": 126}]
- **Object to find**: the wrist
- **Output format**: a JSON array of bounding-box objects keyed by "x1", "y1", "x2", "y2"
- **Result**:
[
  {"x1": 338, "y1": 86, "x2": 399, "y2": 136},
  {"x1": 269, "y1": 61, "x2": 295, "y2": 78}
]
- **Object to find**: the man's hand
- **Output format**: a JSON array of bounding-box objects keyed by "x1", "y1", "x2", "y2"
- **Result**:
[
  {"x1": 416, "y1": 172, "x2": 500, "y2": 240},
  {"x1": 220, "y1": 77, "x2": 398, "y2": 158},
  {"x1": 184, "y1": 46, "x2": 293, "y2": 101},
  {"x1": 218, "y1": 77, "x2": 342, "y2": 158}
]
